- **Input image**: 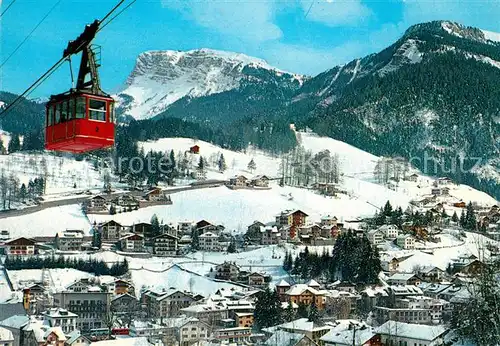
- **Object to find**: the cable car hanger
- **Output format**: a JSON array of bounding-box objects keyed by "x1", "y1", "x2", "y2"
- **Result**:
[{"x1": 0, "y1": 0, "x2": 132, "y2": 119}]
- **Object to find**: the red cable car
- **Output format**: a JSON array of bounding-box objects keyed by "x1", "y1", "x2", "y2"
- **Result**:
[{"x1": 45, "y1": 20, "x2": 115, "y2": 153}]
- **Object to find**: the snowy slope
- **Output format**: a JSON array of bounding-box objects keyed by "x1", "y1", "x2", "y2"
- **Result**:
[
  {"x1": 481, "y1": 29, "x2": 500, "y2": 42},
  {"x1": 0, "y1": 152, "x2": 104, "y2": 195},
  {"x1": 0, "y1": 205, "x2": 92, "y2": 238},
  {"x1": 118, "y1": 49, "x2": 303, "y2": 120}
]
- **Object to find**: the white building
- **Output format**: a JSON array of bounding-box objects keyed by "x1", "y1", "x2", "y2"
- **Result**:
[
  {"x1": 376, "y1": 321, "x2": 447, "y2": 345},
  {"x1": 42, "y1": 308, "x2": 78, "y2": 334},
  {"x1": 55, "y1": 230, "x2": 85, "y2": 251},
  {"x1": 379, "y1": 224, "x2": 399, "y2": 239},
  {"x1": 199, "y1": 232, "x2": 221, "y2": 251},
  {"x1": 367, "y1": 229, "x2": 385, "y2": 245},
  {"x1": 396, "y1": 234, "x2": 415, "y2": 250}
]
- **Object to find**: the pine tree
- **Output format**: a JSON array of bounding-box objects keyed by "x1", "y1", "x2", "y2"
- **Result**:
[
  {"x1": 7, "y1": 134, "x2": 20, "y2": 154},
  {"x1": 383, "y1": 200, "x2": 393, "y2": 216},
  {"x1": 452, "y1": 211, "x2": 459, "y2": 223},
  {"x1": 198, "y1": 156, "x2": 205, "y2": 170},
  {"x1": 109, "y1": 204, "x2": 116, "y2": 215},
  {"x1": 283, "y1": 301, "x2": 296, "y2": 322},
  {"x1": 227, "y1": 241, "x2": 236, "y2": 253},
  {"x1": 151, "y1": 214, "x2": 161, "y2": 237},
  {"x1": 254, "y1": 288, "x2": 283, "y2": 329},
  {"x1": 247, "y1": 159, "x2": 256, "y2": 173},
  {"x1": 218, "y1": 154, "x2": 227, "y2": 172},
  {"x1": 19, "y1": 183, "x2": 26, "y2": 202},
  {"x1": 465, "y1": 202, "x2": 477, "y2": 230},
  {"x1": 459, "y1": 210, "x2": 466, "y2": 228},
  {"x1": 92, "y1": 228, "x2": 102, "y2": 249},
  {"x1": 297, "y1": 302, "x2": 308, "y2": 318},
  {"x1": 191, "y1": 229, "x2": 199, "y2": 251},
  {"x1": 308, "y1": 302, "x2": 320, "y2": 322}
]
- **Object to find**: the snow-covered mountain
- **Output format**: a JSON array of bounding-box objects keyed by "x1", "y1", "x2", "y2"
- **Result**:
[{"x1": 117, "y1": 48, "x2": 304, "y2": 120}]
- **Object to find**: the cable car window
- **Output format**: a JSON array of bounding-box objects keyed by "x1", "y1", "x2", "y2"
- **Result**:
[
  {"x1": 55, "y1": 103, "x2": 61, "y2": 124},
  {"x1": 109, "y1": 102, "x2": 114, "y2": 123},
  {"x1": 68, "y1": 98, "x2": 75, "y2": 119},
  {"x1": 47, "y1": 106, "x2": 54, "y2": 126},
  {"x1": 89, "y1": 99, "x2": 106, "y2": 121},
  {"x1": 76, "y1": 97, "x2": 86, "y2": 119},
  {"x1": 61, "y1": 101, "x2": 68, "y2": 122}
]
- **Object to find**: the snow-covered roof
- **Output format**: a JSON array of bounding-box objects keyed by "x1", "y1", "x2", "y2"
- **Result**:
[
  {"x1": 305, "y1": 279, "x2": 320, "y2": 287},
  {"x1": 376, "y1": 321, "x2": 447, "y2": 341},
  {"x1": 321, "y1": 326, "x2": 376, "y2": 345},
  {"x1": 90, "y1": 337, "x2": 150, "y2": 345},
  {"x1": 388, "y1": 273, "x2": 417, "y2": 281},
  {"x1": 0, "y1": 315, "x2": 29, "y2": 329},
  {"x1": 285, "y1": 284, "x2": 326, "y2": 296},
  {"x1": 273, "y1": 318, "x2": 332, "y2": 333},
  {"x1": 264, "y1": 330, "x2": 304, "y2": 346},
  {"x1": 276, "y1": 280, "x2": 290, "y2": 287},
  {"x1": 43, "y1": 308, "x2": 77, "y2": 318},
  {"x1": 0, "y1": 326, "x2": 14, "y2": 341}
]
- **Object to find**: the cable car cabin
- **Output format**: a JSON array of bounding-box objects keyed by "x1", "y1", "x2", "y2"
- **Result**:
[{"x1": 45, "y1": 92, "x2": 115, "y2": 153}]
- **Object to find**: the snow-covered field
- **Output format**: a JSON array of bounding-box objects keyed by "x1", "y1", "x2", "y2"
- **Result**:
[
  {"x1": 0, "y1": 204, "x2": 92, "y2": 238},
  {"x1": 8, "y1": 268, "x2": 94, "y2": 292}
]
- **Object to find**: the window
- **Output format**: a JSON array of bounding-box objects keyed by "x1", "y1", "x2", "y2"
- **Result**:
[
  {"x1": 76, "y1": 97, "x2": 86, "y2": 119},
  {"x1": 89, "y1": 99, "x2": 106, "y2": 121},
  {"x1": 61, "y1": 101, "x2": 68, "y2": 122},
  {"x1": 109, "y1": 102, "x2": 115, "y2": 123},
  {"x1": 68, "y1": 98, "x2": 75, "y2": 119},
  {"x1": 47, "y1": 106, "x2": 54, "y2": 126},
  {"x1": 55, "y1": 103, "x2": 61, "y2": 124}
]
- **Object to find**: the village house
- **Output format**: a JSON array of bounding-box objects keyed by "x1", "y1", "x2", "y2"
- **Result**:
[
  {"x1": 214, "y1": 262, "x2": 241, "y2": 281},
  {"x1": 111, "y1": 194, "x2": 139, "y2": 209},
  {"x1": 245, "y1": 221, "x2": 265, "y2": 243},
  {"x1": 87, "y1": 195, "x2": 107, "y2": 210},
  {"x1": 276, "y1": 209, "x2": 309, "y2": 239},
  {"x1": 112, "y1": 279, "x2": 135, "y2": 295},
  {"x1": 260, "y1": 225, "x2": 282, "y2": 245},
  {"x1": 282, "y1": 283, "x2": 327, "y2": 309},
  {"x1": 3, "y1": 237, "x2": 37, "y2": 257},
  {"x1": 178, "y1": 221, "x2": 195, "y2": 235},
  {"x1": 246, "y1": 272, "x2": 269, "y2": 288},
  {"x1": 228, "y1": 175, "x2": 248, "y2": 188},
  {"x1": 199, "y1": 232, "x2": 221, "y2": 251},
  {"x1": 189, "y1": 145, "x2": 200, "y2": 154},
  {"x1": 406, "y1": 173, "x2": 419, "y2": 182},
  {"x1": 320, "y1": 215, "x2": 338, "y2": 227},
  {"x1": 119, "y1": 233, "x2": 146, "y2": 253},
  {"x1": 110, "y1": 293, "x2": 140, "y2": 317},
  {"x1": 212, "y1": 327, "x2": 252, "y2": 344},
  {"x1": 418, "y1": 266, "x2": 446, "y2": 282},
  {"x1": 367, "y1": 229, "x2": 385, "y2": 245},
  {"x1": 387, "y1": 273, "x2": 421, "y2": 286},
  {"x1": 42, "y1": 308, "x2": 77, "y2": 334},
  {"x1": 22, "y1": 284, "x2": 48, "y2": 314},
  {"x1": 250, "y1": 175, "x2": 270, "y2": 188},
  {"x1": 396, "y1": 234, "x2": 416, "y2": 250},
  {"x1": 132, "y1": 222, "x2": 153, "y2": 238},
  {"x1": 169, "y1": 317, "x2": 210, "y2": 346},
  {"x1": 234, "y1": 312, "x2": 254, "y2": 328},
  {"x1": 379, "y1": 224, "x2": 399, "y2": 239},
  {"x1": 312, "y1": 182, "x2": 340, "y2": 196},
  {"x1": 53, "y1": 278, "x2": 112, "y2": 331},
  {"x1": 99, "y1": 220, "x2": 124, "y2": 241},
  {"x1": 143, "y1": 289, "x2": 196, "y2": 318},
  {"x1": 321, "y1": 326, "x2": 378, "y2": 346},
  {"x1": 142, "y1": 187, "x2": 169, "y2": 202},
  {"x1": 152, "y1": 233, "x2": 179, "y2": 256},
  {"x1": 55, "y1": 230, "x2": 85, "y2": 251},
  {"x1": 264, "y1": 318, "x2": 333, "y2": 346}
]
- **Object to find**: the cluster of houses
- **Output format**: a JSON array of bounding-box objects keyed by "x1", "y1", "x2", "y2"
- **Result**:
[
  {"x1": 245, "y1": 210, "x2": 342, "y2": 246},
  {"x1": 84, "y1": 187, "x2": 172, "y2": 214},
  {"x1": 226, "y1": 175, "x2": 272, "y2": 190}
]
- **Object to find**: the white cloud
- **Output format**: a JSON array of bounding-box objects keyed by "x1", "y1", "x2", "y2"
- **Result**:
[
  {"x1": 161, "y1": 0, "x2": 282, "y2": 42},
  {"x1": 301, "y1": 0, "x2": 372, "y2": 27}
]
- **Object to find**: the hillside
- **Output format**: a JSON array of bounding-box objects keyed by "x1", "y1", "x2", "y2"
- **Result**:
[{"x1": 292, "y1": 21, "x2": 500, "y2": 198}]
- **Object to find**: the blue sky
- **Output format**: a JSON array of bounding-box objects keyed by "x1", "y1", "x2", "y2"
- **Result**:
[{"x1": 1, "y1": 0, "x2": 500, "y2": 97}]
